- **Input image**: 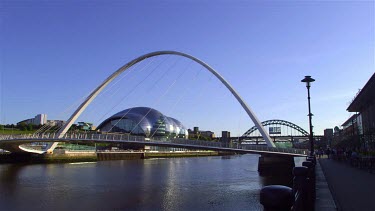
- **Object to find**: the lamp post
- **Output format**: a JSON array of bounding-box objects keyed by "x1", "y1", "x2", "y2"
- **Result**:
[{"x1": 301, "y1": 76, "x2": 315, "y2": 156}]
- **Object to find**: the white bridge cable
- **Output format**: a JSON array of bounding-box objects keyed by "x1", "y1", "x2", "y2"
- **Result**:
[
  {"x1": 91, "y1": 56, "x2": 165, "y2": 126},
  {"x1": 144, "y1": 56, "x2": 181, "y2": 92},
  {"x1": 79, "y1": 63, "x2": 140, "y2": 121},
  {"x1": 34, "y1": 124, "x2": 52, "y2": 134},
  {"x1": 33, "y1": 92, "x2": 91, "y2": 135},
  {"x1": 48, "y1": 57, "x2": 153, "y2": 137},
  {"x1": 79, "y1": 57, "x2": 156, "y2": 125},
  {"x1": 128, "y1": 57, "x2": 191, "y2": 135},
  {"x1": 149, "y1": 62, "x2": 229, "y2": 138},
  {"x1": 37, "y1": 69, "x2": 132, "y2": 135},
  {"x1": 35, "y1": 58, "x2": 144, "y2": 136},
  {"x1": 149, "y1": 61, "x2": 199, "y2": 138},
  {"x1": 149, "y1": 66, "x2": 207, "y2": 138},
  {"x1": 107, "y1": 56, "x2": 180, "y2": 133},
  {"x1": 103, "y1": 55, "x2": 172, "y2": 132},
  {"x1": 95, "y1": 59, "x2": 142, "y2": 97}
]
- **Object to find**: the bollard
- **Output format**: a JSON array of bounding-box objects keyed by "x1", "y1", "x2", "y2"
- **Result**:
[
  {"x1": 260, "y1": 185, "x2": 294, "y2": 211},
  {"x1": 306, "y1": 158, "x2": 316, "y2": 166},
  {"x1": 292, "y1": 166, "x2": 309, "y2": 211},
  {"x1": 307, "y1": 156, "x2": 316, "y2": 164},
  {"x1": 302, "y1": 161, "x2": 315, "y2": 211},
  {"x1": 307, "y1": 155, "x2": 314, "y2": 160}
]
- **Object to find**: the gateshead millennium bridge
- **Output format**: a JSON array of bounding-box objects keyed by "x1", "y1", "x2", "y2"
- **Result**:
[{"x1": 0, "y1": 51, "x2": 312, "y2": 157}]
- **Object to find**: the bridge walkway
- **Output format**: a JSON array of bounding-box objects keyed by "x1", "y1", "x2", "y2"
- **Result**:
[{"x1": 0, "y1": 133, "x2": 308, "y2": 156}]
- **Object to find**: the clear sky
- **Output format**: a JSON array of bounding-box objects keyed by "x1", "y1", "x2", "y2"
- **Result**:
[{"x1": 1, "y1": 0, "x2": 374, "y2": 136}]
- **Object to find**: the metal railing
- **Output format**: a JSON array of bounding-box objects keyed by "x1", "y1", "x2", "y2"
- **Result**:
[{"x1": 0, "y1": 133, "x2": 308, "y2": 155}]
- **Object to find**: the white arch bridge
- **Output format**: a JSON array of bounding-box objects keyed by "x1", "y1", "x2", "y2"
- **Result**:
[
  {"x1": 0, "y1": 133, "x2": 308, "y2": 156},
  {"x1": 2, "y1": 51, "x2": 308, "y2": 156}
]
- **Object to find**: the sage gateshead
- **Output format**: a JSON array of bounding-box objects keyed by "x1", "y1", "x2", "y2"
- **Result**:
[{"x1": 97, "y1": 107, "x2": 188, "y2": 138}]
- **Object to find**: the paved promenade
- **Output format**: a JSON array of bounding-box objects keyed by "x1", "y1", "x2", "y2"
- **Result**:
[{"x1": 319, "y1": 158, "x2": 375, "y2": 211}]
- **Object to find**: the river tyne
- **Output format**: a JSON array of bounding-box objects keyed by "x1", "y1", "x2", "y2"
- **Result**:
[{"x1": 0, "y1": 154, "x2": 304, "y2": 210}]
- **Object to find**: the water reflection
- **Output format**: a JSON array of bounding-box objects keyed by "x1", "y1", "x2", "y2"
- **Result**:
[{"x1": 0, "y1": 154, "x2": 295, "y2": 210}]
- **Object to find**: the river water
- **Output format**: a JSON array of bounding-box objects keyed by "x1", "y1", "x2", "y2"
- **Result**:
[{"x1": 0, "y1": 154, "x2": 302, "y2": 211}]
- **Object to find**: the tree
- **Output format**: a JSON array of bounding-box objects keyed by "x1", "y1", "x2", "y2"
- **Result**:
[
  {"x1": 27, "y1": 124, "x2": 33, "y2": 131},
  {"x1": 0, "y1": 125, "x2": 4, "y2": 130},
  {"x1": 18, "y1": 122, "x2": 28, "y2": 131}
]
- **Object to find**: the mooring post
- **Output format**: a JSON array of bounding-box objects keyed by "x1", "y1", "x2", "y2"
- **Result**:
[
  {"x1": 260, "y1": 185, "x2": 294, "y2": 211},
  {"x1": 302, "y1": 161, "x2": 315, "y2": 211},
  {"x1": 292, "y1": 166, "x2": 309, "y2": 211}
]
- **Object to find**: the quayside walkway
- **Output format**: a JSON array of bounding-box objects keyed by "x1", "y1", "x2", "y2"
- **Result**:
[{"x1": 319, "y1": 158, "x2": 375, "y2": 211}]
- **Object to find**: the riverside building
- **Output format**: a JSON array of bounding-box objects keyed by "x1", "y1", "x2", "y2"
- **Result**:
[
  {"x1": 347, "y1": 73, "x2": 375, "y2": 150},
  {"x1": 97, "y1": 107, "x2": 188, "y2": 138}
]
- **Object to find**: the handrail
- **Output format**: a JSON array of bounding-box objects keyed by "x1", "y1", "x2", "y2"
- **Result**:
[{"x1": 0, "y1": 132, "x2": 307, "y2": 155}]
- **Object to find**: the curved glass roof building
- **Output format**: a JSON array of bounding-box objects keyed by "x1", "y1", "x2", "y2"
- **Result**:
[{"x1": 97, "y1": 107, "x2": 188, "y2": 138}]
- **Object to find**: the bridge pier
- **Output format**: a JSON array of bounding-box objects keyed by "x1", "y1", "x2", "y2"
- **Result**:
[{"x1": 258, "y1": 154, "x2": 295, "y2": 176}]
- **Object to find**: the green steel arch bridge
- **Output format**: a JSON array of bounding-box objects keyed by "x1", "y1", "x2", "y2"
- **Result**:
[{"x1": 219, "y1": 119, "x2": 323, "y2": 147}]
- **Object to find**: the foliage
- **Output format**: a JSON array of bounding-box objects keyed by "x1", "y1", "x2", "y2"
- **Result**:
[
  {"x1": 18, "y1": 122, "x2": 28, "y2": 131},
  {"x1": 188, "y1": 134, "x2": 213, "y2": 141},
  {"x1": 0, "y1": 130, "x2": 35, "y2": 135}
]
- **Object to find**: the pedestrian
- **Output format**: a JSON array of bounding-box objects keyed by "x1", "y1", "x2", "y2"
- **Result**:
[{"x1": 326, "y1": 148, "x2": 331, "y2": 159}]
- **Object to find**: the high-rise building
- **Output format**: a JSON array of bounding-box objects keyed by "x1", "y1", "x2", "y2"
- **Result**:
[
  {"x1": 17, "y1": 114, "x2": 47, "y2": 126},
  {"x1": 34, "y1": 114, "x2": 47, "y2": 125}
]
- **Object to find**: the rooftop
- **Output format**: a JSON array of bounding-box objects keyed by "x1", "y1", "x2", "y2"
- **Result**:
[{"x1": 347, "y1": 73, "x2": 375, "y2": 112}]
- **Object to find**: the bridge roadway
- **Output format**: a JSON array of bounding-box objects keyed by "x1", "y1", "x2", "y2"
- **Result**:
[
  {"x1": 0, "y1": 133, "x2": 307, "y2": 156},
  {"x1": 224, "y1": 135, "x2": 323, "y2": 142}
]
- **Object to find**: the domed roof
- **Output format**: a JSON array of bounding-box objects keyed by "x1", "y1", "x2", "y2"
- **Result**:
[{"x1": 97, "y1": 107, "x2": 187, "y2": 136}]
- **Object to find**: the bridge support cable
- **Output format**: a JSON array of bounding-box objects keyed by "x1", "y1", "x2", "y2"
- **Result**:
[
  {"x1": 34, "y1": 123, "x2": 53, "y2": 134},
  {"x1": 36, "y1": 86, "x2": 98, "y2": 136},
  {"x1": 84, "y1": 56, "x2": 159, "y2": 126},
  {"x1": 44, "y1": 51, "x2": 275, "y2": 153},
  {"x1": 150, "y1": 70, "x2": 218, "y2": 140},
  {"x1": 128, "y1": 58, "x2": 190, "y2": 135},
  {"x1": 94, "y1": 58, "x2": 142, "y2": 97},
  {"x1": 148, "y1": 63, "x2": 216, "y2": 139},
  {"x1": 106, "y1": 56, "x2": 179, "y2": 133},
  {"x1": 149, "y1": 62, "x2": 199, "y2": 138},
  {"x1": 46, "y1": 56, "x2": 163, "y2": 153},
  {"x1": 95, "y1": 55, "x2": 170, "y2": 133}
]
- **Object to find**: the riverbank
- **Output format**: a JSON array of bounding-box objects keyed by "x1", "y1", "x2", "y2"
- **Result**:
[{"x1": 0, "y1": 151, "x2": 235, "y2": 164}]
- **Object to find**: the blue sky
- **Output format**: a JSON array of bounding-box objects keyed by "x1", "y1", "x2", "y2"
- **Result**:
[{"x1": 1, "y1": 0, "x2": 374, "y2": 136}]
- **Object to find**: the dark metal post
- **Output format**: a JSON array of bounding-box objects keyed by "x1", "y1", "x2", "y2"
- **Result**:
[
  {"x1": 307, "y1": 86, "x2": 314, "y2": 156},
  {"x1": 301, "y1": 76, "x2": 315, "y2": 156},
  {"x1": 302, "y1": 161, "x2": 315, "y2": 211},
  {"x1": 292, "y1": 166, "x2": 309, "y2": 211},
  {"x1": 260, "y1": 185, "x2": 294, "y2": 211}
]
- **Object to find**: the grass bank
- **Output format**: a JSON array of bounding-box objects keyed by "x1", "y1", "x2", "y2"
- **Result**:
[{"x1": 0, "y1": 130, "x2": 36, "y2": 135}]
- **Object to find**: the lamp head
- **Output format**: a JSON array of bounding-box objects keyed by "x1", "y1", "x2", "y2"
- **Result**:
[{"x1": 301, "y1": 76, "x2": 315, "y2": 87}]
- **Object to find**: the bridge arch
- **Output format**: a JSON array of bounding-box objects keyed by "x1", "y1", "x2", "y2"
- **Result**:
[
  {"x1": 242, "y1": 119, "x2": 309, "y2": 137},
  {"x1": 46, "y1": 51, "x2": 275, "y2": 153}
]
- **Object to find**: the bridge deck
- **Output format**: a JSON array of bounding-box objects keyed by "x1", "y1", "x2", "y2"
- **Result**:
[{"x1": 0, "y1": 133, "x2": 308, "y2": 156}]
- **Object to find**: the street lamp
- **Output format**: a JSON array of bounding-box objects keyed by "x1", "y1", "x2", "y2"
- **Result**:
[{"x1": 301, "y1": 76, "x2": 315, "y2": 156}]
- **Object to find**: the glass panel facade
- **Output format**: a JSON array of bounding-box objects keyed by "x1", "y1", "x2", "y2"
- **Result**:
[
  {"x1": 100, "y1": 119, "x2": 144, "y2": 135},
  {"x1": 97, "y1": 107, "x2": 188, "y2": 138}
]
